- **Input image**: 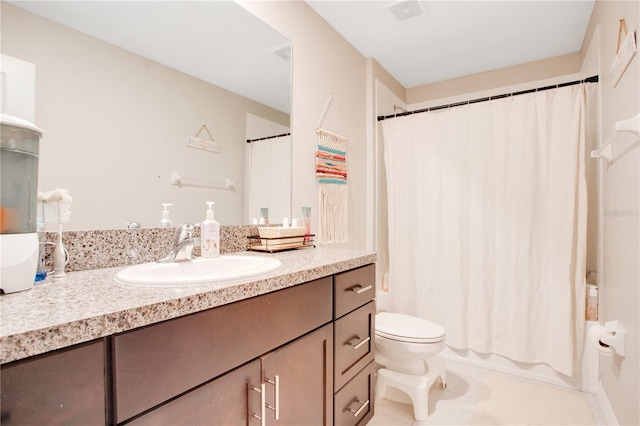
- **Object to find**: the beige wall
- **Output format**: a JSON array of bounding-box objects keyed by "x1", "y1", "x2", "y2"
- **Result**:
[
  {"x1": 1, "y1": 3, "x2": 288, "y2": 230},
  {"x1": 371, "y1": 58, "x2": 406, "y2": 106},
  {"x1": 407, "y1": 53, "x2": 582, "y2": 104},
  {"x1": 583, "y1": 1, "x2": 639, "y2": 425},
  {"x1": 239, "y1": 1, "x2": 368, "y2": 249}
]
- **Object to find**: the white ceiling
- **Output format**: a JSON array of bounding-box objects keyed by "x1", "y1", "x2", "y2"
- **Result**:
[{"x1": 306, "y1": 0, "x2": 595, "y2": 89}]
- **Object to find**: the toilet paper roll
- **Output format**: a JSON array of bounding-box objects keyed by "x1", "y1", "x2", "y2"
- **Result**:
[{"x1": 588, "y1": 325, "x2": 614, "y2": 355}]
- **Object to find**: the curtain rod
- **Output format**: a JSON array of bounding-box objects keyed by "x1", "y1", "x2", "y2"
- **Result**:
[
  {"x1": 377, "y1": 75, "x2": 599, "y2": 122},
  {"x1": 246, "y1": 132, "x2": 291, "y2": 143}
]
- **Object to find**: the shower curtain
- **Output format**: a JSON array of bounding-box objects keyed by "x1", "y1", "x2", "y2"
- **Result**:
[
  {"x1": 382, "y1": 84, "x2": 592, "y2": 376},
  {"x1": 247, "y1": 134, "x2": 291, "y2": 223}
]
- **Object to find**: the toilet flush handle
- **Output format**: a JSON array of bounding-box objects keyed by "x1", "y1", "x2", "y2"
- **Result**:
[{"x1": 349, "y1": 284, "x2": 372, "y2": 294}]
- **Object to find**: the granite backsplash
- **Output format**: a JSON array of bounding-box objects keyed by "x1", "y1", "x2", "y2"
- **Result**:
[{"x1": 42, "y1": 225, "x2": 260, "y2": 272}]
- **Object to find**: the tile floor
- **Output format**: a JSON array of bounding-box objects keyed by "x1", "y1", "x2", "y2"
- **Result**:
[{"x1": 367, "y1": 361, "x2": 606, "y2": 425}]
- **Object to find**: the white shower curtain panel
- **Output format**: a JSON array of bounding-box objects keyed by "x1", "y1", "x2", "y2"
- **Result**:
[
  {"x1": 248, "y1": 135, "x2": 291, "y2": 223},
  {"x1": 382, "y1": 85, "x2": 589, "y2": 376}
]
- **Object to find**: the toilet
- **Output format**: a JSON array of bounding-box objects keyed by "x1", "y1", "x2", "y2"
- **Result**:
[{"x1": 375, "y1": 311, "x2": 447, "y2": 422}]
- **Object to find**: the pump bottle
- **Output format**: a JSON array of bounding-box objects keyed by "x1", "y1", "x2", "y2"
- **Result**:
[
  {"x1": 201, "y1": 201, "x2": 220, "y2": 258},
  {"x1": 159, "y1": 203, "x2": 173, "y2": 227}
]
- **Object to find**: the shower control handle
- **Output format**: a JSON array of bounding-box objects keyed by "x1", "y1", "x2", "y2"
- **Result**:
[{"x1": 348, "y1": 284, "x2": 372, "y2": 294}]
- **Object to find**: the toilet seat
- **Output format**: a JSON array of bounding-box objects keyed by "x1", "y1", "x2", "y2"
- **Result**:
[{"x1": 376, "y1": 312, "x2": 445, "y2": 343}]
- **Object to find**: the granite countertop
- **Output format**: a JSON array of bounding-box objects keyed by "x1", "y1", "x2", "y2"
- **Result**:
[{"x1": 0, "y1": 248, "x2": 376, "y2": 364}]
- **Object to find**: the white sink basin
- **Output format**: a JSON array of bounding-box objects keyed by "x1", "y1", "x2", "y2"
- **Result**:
[{"x1": 115, "y1": 255, "x2": 282, "y2": 287}]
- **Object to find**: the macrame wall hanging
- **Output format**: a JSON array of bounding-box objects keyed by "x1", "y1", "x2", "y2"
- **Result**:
[{"x1": 316, "y1": 94, "x2": 348, "y2": 243}]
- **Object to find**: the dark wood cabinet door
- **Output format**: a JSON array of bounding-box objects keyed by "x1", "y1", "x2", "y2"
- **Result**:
[
  {"x1": 130, "y1": 359, "x2": 261, "y2": 426},
  {"x1": 0, "y1": 339, "x2": 106, "y2": 426},
  {"x1": 261, "y1": 324, "x2": 333, "y2": 426}
]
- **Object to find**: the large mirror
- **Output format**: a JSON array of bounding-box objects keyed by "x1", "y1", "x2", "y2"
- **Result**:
[{"x1": 1, "y1": 1, "x2": 291, "y2": 230}]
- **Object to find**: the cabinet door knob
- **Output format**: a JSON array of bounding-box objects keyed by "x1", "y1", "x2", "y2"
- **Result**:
[
  {"x1": 248, "y1": 383, "x2": 265, "y2": 426},
  {"x1": 346, "y1": 399, "x2": 370, "y2": 417},
  {"x1": 349, "y1": 284, "x2": 372, "y2": 294},
  {"x1": 347, "y1": 336, "x2": 371, "y2": 350},
  {"x1": 265, "y1": 375, "x2": 280, "y2": 420}
]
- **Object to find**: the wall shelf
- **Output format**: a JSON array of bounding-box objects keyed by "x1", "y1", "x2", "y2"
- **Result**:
[
  {"x1": 614, "y1": 113, "x2": 639, "y2": 134},
  {"x1": 590, "y1": 113, "x2": 639, "y2": 162}
]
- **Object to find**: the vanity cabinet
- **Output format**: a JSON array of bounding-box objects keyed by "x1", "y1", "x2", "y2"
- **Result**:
[
  {"x1": 332, "y1": 264, "x2": 376, "y2": 426},
  {"x1": 0, "y1": 262, "x2": 377, "y2": 426},
  {"x1": 130, "y1": 323, "x2": 334, "y2": 426},
  {"x1": 0, "y1": 339, "x2": 107, "y2": 426},
  {"x1": 114, "y1": 276, "x2": 333, "y2": 424}
]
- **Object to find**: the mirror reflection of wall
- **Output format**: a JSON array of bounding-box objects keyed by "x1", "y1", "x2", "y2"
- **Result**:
[{"x1": 1, "y1": 1, "x2": 291, "y2": 230}]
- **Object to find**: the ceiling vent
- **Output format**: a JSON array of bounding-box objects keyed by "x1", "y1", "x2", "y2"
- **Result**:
[
  {"x1": 272, "y1": 44, "x2": 291, "y2": 62},
  {"x1": 384, "y1": 0, "x2": 428, "y2": 22}
]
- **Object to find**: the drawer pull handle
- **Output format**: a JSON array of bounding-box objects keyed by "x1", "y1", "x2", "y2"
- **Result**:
[
  {"x1": 248, "y1": 383, "x2": 266, "y2": 426},
  {"x1": 346, "y1": 399, "x2": 370, "y2": 417},
  {"x1": 347, "y1": 336, "x2": 371, "y2": 350},
  {"x1": 349, "y1": 284, "x2": 372, "y2": 294},
  {"x1": 265, "y1": 375, "x2": 280, "y2": 420}
]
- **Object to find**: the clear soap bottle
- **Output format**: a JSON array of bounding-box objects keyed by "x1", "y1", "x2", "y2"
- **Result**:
[{"x1": 159, "y1": 203, "x2": 173, "y2": 227}]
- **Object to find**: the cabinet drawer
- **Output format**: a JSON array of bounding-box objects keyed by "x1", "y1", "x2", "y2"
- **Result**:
[
  {"x1": 334, "y1": 301, "x2": 375, "y2": 390},
  {"x1": 334, "y1": 264, "x2": 375, "y2": 318},
  {"x1": 334, "y1": 361, "x2": 376, "y2": 426},
  {"x1": 0, "y1": 339, "x2": 106, "y2": 426},
  {"x1": 113, "y1": 277, "x2": 332, "y2": 423}
]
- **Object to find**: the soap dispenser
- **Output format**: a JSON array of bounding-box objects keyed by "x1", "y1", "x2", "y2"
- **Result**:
[
  {"x1": 159, "y1": 203, "x2": 174, "y2": 227},
  {"x1": 201, "y1": 201, "x2": 220, "y2": 258}
]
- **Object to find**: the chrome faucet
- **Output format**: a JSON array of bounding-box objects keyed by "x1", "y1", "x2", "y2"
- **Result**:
[{"x1": 157, "y1": 223, "x2": 200, "y2": 263}]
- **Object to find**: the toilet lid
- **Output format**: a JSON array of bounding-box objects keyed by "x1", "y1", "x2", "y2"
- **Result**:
[{"x1": 376, "y1": 312, "x2": 445, "y2": 343}]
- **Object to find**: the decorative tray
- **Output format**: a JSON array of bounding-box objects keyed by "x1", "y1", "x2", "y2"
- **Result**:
[
  {"x1": 257, "y1": 226, "x2": 306, "y2": 238},
  {"x1": 247, "y1": 233, "x2": 315, "y2": 253}
]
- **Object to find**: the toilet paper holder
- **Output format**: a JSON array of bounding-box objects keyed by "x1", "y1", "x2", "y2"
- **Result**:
[{"x1": 599, "y1": 320, "x2": 626, "y2": 357}]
